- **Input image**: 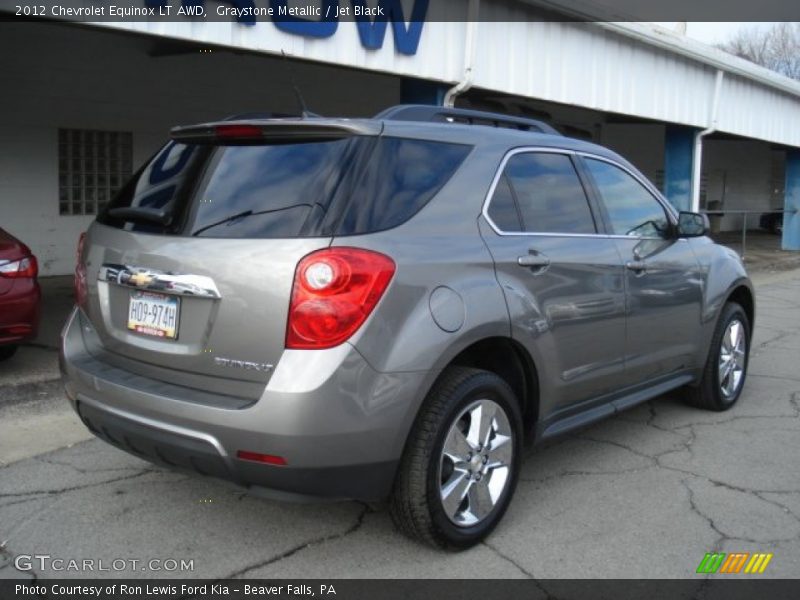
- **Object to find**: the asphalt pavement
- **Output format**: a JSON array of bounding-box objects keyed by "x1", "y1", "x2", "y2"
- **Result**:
[{"x1": 1, "y1": 271, "x2": 799, "y2": 580}]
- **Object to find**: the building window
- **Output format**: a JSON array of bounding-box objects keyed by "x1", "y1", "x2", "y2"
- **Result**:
[{"x1": 58, "y1": 129, "x2": 133, "y2": 216}]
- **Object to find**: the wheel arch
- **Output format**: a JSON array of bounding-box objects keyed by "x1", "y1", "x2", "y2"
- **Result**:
[
  {"x1": 435, "y1": 336, "x2": 540, "y2": 443},
  {"x1": 726, "y1": 284, "x2": 755, "y2": 330}
]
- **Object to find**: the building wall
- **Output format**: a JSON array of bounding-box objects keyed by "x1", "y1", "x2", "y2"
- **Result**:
[
  {"x1": 702, "y1": 140, "x2": 776, "y2": 232},
  {"x1": 600, "y1": 123, "x2": 666, "y2": 183},
  {"x1": 0, "y1": 23, "x2": 400, "y2": 275},
  {"x1": 83, "y1": 3, "x2": 800, "y2": 148}
]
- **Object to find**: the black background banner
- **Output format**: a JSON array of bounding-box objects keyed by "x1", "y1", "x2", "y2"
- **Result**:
[
  {"x1": 3, "y1": 579, "x2": 800, "y2": 600},
  {"x1": 1, "y1": 0, "x2": 800, "y2": 23}
]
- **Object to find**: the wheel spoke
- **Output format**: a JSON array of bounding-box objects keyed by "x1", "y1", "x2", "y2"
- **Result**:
[
  {"x1": 440, "y1": 470, "x2": 471, "y2": 519},
  {"x1": 466, "y1": 401, "x2": 496, "y2": 449},
  {"x1": 719, "y1": 359, "x2": 730, "y2": 384},
  {"x1": 466, "y1": 478, "x2": 495, "y2": 522},
  {"x1": 724, "y1": 371, "x2": 736, "y2": 396},
  {"x1": 486, "y1": 433, "x2": 512, "y2": 469},
  {"x1": 443, "y1": 426, "x2": 474, "y2": 464},
  {"x1": 721, "y1": 330, "x2": 733, "y2": 354},
  {"x1": 729, "y1": 321, "x2": 741, "y2": 350}
]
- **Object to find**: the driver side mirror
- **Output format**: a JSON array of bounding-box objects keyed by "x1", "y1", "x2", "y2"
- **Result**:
[{"x1": 676, "y1": 211, "x2": 710, "y2": 238}]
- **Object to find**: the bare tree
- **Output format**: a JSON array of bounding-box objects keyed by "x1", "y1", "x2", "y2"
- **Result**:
[{"x1": 719, "y1": 23, "x2": 800, "y2": 81}]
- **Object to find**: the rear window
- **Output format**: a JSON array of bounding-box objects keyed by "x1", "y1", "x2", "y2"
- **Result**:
[{"x1": 98, "y1": 136, "x2": 471, "y2": 238}]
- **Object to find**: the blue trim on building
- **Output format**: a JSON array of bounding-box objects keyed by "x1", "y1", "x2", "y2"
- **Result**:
[
  {"x1": 663, "y1": 126, "x2": 695, "y2": 212},
  {"x1": 400, "y1": 78, "x2": 447, "y2": 105},
  {"x1": 783, "y1": 149, "x2": 800, "y2": 251}
]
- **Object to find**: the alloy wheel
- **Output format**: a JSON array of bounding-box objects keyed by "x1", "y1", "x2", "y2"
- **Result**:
[
  {"x1": 438, "y1": 399, "x2": 513, "y2": 527},
  {"x1": 719, "y1": 318, "x2": 746, "y2": 399}
]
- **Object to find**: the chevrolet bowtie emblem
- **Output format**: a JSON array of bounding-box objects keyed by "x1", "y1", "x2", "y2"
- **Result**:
[{"x1": 129, "y1": 272, "x2": 154, "y2": 287}]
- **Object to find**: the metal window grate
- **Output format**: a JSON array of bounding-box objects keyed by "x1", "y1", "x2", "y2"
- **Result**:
[{"x1": 58, "y1": 129, "x2": 133, "y2": 216}]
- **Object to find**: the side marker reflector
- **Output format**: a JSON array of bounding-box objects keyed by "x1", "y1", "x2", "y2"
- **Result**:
[{"x1": 236, "y1": 450, "x2": 287, "y2": 466}]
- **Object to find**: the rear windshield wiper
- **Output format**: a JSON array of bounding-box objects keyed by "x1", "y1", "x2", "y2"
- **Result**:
[
  {"x1": 107, "y1": 206, "x2": 173, "y2": 226},
  {"x1": 191, "y1": 206, "x2": 310, "y2": 236}
]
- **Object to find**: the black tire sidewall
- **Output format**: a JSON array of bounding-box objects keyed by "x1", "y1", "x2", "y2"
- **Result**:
[{"x1": 425, "y1": 373, "x2": 522, "y2": 549}]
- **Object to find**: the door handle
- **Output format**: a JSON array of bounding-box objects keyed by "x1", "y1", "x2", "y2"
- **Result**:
[
  {"x1": 518, "y1": 253, "x2": 550, "y2": 270},
  {"x1": 625, "y1": 260, "x2": 647, "y2": 275}
]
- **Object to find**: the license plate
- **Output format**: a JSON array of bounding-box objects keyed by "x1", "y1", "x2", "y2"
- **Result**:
[{"x1": 127, "y1": 291, "x2": 180, "y2": 339}]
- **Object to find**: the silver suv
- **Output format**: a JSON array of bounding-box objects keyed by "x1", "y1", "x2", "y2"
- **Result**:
[{"x1": 61, "y1": 105, "x2": 754, "y2": 549}]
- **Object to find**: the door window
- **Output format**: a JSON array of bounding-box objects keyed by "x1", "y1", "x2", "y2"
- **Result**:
[
  {"x1": 488, "y1": 152, "x2": 597, "y2": 234},
  {"x1": 584, "y1": 158, "x2": 671, "y2": 238}
]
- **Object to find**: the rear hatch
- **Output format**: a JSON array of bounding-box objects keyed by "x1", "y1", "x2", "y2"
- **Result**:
[{"x1": 80, "y1": 119, "x2": 381, "y2": 399}]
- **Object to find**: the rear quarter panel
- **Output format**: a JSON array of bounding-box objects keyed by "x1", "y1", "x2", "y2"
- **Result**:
[{"x1": 331, "y1": 142, "x2": 513, "y2": 451}]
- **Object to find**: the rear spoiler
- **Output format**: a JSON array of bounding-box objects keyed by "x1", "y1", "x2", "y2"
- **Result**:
[{"x1": 170, "y1": 119, "x2": 382, "y2": 144}]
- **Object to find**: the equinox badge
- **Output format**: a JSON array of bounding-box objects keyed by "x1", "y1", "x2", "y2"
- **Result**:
[{"x1": 214, "y1": 356, "x2": 274, "y2": 373}]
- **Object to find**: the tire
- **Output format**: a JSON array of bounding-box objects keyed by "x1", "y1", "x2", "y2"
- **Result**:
[
  {"x1": 0, "y1": 345, "x2": 18, "y2": 361},
  {"x1": 687, "y1": 302, "x2": 750, "y2": 411},
  {"x1": 390, "y1": 366, "x2": 523, "y2": 549}
]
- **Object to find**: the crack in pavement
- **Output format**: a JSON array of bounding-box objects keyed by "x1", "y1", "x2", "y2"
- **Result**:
[
  {"x1": 681, "y1": 478, "x2": 726, "y2": 568},
  {"x1": 481, "y1": 541, "x2": 533, "y2": 578},
  {"x1": 480, "y1": 542, "x2": 561, "y2": 600},
  {"x1": 517, "y1": 389, "x2": 800, "y2": 548},
  {"x1": 0, "y1": 468, "x2": 155, "y2": 499},
  {"x1": 681, "y1": 478, "x2": 800, "y2": 546},
  {"x1": 0, "y1": 539, "x2": 40, "y2": 587},
  {"x1": 34, "y1": 454, "x2": 147, "y2": 475},
  {"x1": 216, "y1": 503, "x2": 372, "y2": 581},
  {"x1": 0, "y1": 496, "x2": 55, "y2": 510},
  {"x1": 519, "y1": 464, "x2": 656, "y2": 484}
]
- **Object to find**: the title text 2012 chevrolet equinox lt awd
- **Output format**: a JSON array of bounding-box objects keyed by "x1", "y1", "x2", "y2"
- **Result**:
[{"x1": 61, "y1": 105, "x2": 754, "y2": 549}]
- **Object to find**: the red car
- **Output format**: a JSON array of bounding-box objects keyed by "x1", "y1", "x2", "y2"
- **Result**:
[{"x1": 0, "y1": 227, "x2": 41, "y2": 360}]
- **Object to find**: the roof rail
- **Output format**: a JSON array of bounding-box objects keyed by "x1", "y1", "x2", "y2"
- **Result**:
[{"x1": 375, "y1": 104, "x2": 561, "y2": 136}]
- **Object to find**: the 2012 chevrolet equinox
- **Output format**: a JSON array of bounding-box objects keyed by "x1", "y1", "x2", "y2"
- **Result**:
[{"x1": 61, "y1": 105, "x2": 754, "y2": 549}]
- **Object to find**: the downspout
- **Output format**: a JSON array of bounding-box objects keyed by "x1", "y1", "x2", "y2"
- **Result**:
[
  {"x1": 443, "y1": 0, "x2": 480, "y2": 108},
  {"x1": 692, "y1": 69, "x2": 724, "y2": 212}
]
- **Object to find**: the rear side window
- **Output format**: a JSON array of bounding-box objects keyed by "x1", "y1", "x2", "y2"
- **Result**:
[
  {"x1": 487, "y1": 175, "x2": 522, "y2": 232},
  {"x1": 99, "y1": 136, "x2": 470, "y2": 238},
  {"x1": 336, "y1": 137, "x2": 471, "y2": 235},
  {"x1": 488, "y1": 152, "x2": 596, "y2": 234}
]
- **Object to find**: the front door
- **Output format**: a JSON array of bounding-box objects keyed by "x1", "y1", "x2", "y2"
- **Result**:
[{"x1": 580, "y1": 156, "x2": 705, "y2": 387}]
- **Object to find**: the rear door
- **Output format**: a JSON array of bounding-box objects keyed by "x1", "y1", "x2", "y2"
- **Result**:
[
  {"x1": 81, "y1": 131, "x2": 373, "y2": 397},
  {"x1": 580, "y1": 156, "x2": 704, "y2": 386},
  {"x1": 479, "y1": 149, "x2": 627, "y2": 412}
]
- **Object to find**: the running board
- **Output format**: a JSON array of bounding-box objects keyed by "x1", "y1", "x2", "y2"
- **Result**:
[{"x1": 537, "y1": 373, "x2": 694, "y2": 442}]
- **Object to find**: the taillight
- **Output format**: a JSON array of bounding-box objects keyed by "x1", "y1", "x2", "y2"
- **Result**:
[
  {"x1": 74, "y1": 232, "x2": 87, "y2": 305},
  {"x1": 0, "y1": 255, "x2": 37, "y2": 278},
  {"x1": 286, "y1": 247, "x2": 395, "y2": 350}
]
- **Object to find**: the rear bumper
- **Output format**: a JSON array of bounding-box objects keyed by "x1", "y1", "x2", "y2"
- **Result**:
[
  {"x1": 74, "y1": 398, "x2": 397, "y2": 501},
  {"x1": 0, "y1": 279, "x2": 40, "y2": 345},
  {"x1": 60, "y1": 308, "x2": 430, "y2": 501}
]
